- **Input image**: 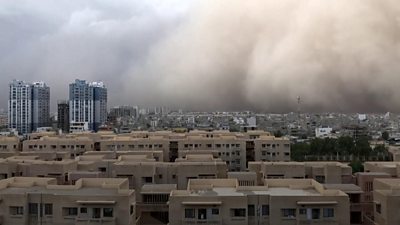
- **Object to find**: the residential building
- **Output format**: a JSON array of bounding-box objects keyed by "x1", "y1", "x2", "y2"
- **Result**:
[
  {"x1": 0, "y1": 177, "x2": 135, "y2": 225},
  {"x1": 169, "y1": 178, "x2": 350, "y2": 225},
  {"x1": 57, "y1": 100, "x2": 70, "y2": 133},
  {"x1": 373, "y1": 178, "x2": 400, "y2": 225},
  {"x1": 355, "y1": 172, "x2": 391, "y2": 224},
  {"x1": 249, "y1": 161, "x2": 353, "y2": 184},
  {"x1": 69, "y1": 79, "x2": 107, "y2": 132},
  {"x1": 8, "y1": 80, "x2": 50, "y2": 134},
  {"x1": 32, "y1": 81, "x2": 50, "y2": 130},
  {"x1": 18, "y1": 130, "x2": 290, "y2": 171}
]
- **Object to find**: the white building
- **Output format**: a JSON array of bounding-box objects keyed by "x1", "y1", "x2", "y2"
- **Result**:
[
  {"x1": 315, "y1": 127, "x2": 333, "y2": 138},
  {"x1": 8, "y1": 80, "x2": 50, "y2": 134},
  {"x1": 69, "y1": 79, "x2": 107, "y2": 132}
]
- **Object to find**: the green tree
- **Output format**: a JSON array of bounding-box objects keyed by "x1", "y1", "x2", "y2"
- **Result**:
[
  {"x1": 274, "y1": 130, "x2": 283, "y2": 137},
  {"x1": 382, "y1": 131, "x2": 389, "y2": 141},
  {"x1": 349, "y1": 160, "x2": 364, "y2": 173},
  {"x1": 291, "y1": 143, "x2": 311, "y2": 161}
]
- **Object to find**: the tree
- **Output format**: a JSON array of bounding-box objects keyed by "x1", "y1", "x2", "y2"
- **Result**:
[
  {"x1": 382, "y1": 131, "x2": 389, "y2": 141},
  {"x1": 349, "y1": 160, "x2": 364, "y2": 173},
  {"x1": 274, "y1": 130, "x2": 283, "y2": 137},
  {"x1": 291, "y1": 143, "x2": 311, "y2": 161}
]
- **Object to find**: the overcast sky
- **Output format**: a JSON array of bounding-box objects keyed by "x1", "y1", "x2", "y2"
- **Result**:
[{"x1": 2, "y1": 0, "x2": 400, "y2": 113}]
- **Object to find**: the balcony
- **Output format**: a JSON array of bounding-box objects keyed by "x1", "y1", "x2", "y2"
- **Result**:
[
  {"x1": 182, "y1": 219, "x2": 221, "y2": 225},
  {"x1": 298, "y1": 220, "x2": 338, "y2": 225},
  {"x1": 75, "y1": 217, "x2": 116, "y2": 225}
]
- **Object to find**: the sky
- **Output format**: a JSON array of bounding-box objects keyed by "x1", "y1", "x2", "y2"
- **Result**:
[{"x1": 1, "y1": 0, "x2": 400, "y2": 113}]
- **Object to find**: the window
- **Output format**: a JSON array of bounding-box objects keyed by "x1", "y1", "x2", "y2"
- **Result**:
[
  {"x1": 312, "y1": 208, "x2": 320, "y2": 219},
  {"x1": 29, "y1": 203, "x2": 38, "y2": 214},
  {"x1": 376, "y1": 204, "x2": 381, "y2": 214},
  {"x1": 231, "y1": 208, "x2": 246, "y2": 217},
  {"x1": 248, "y1": 205, "x2": 255, "y2": 216},
  {"x1": 185, "y1": 208, "x2": 195, "y2": 219},
  {"x1": 299, "y1": 208, "x2": 306, "y2": 215},
  {"x1": 93, "y1": 208, "x2": 101, "y2": 218},
  {"x1": 103, "y1": 208, "x2": 113, "y2": 217},
  {"x1": 365, "y1": 182, "x2": 373, "y2": 192},
  {"x1": 315, "y1": 176, "x2": 326, "y2": 183},
  {"x1": 63, "y1": 207, "x2": 78, "y2": 216},
  {"x1": 10, "y1": 206, "x2": 24, "y2": 215},
  {"x1": 281, "y1": 208, "x2": 296, "y2": 218},
  {"x1": 211, "y1": 208, "x2": 219, "y2": 215},
  {"x1": 44, "y1": 204, "x2": 53, "y2": 215},
  {"x1": 262, "y1": 205, "x2": 269, "y2": 216},
  {"x1": 198, "y1": 208, "x2": 207, "y2": 220},
  {"x1": 80, "y1": 207, "x2": 87, "y2": 214},
  {"x1": 98, "y1": 167, "x2": 106, "y2": 172},
  {"x1": 142, "y1": 177, "x2": 153, "y2": 183},
  {"x1": 130, "y1": 205, "x2": 134, "y2": 215},
  {"x1": 323, "y1": 208, "x2": 334, "y2": 218}
]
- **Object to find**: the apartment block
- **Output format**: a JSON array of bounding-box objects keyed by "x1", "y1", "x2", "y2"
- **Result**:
[
  {"x1": 323, "y1": 184, "x2": 363, "y2": 224},
  {"x1": 373, "y1": 178, "x2": 400, "y2": 225},
  {"x1": 249, "y1": 161, "x2": 353, "y2": 184},
  {"x1": 17, "y1": 130, "x2": 290, "y2": 171},
  {"x1": 58, "y1": 100, "x2": 70, "y2": 133},
  {"x1": 8, "y1": 80, "x2": 50, "y2": 134},
  {"x1": 355, "y1": 172, "x2": 391, "y2": 224},
  {"x1": 0, "y1": 136, "x2": 20, "y2": 153},
  {"x1": 0, "y1": 177, "x2": 135, "y2": 225},
  {"x1": 69, "y1": 79, "x2": 107, "y2": 132},
  {"x1": 22, "y1": 136, "x2": 94, "y2": 156},
  {"x1": 364, "y1": 161, "x2": 400, "y2": 177},
  {"x1": 169, "y1": 178, "x2": 350, "y2": 225}
]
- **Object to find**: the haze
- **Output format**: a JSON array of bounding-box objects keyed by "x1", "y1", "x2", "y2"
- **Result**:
[{"x1": 1, "y1": 0, "x2": 400, "y2": 112}]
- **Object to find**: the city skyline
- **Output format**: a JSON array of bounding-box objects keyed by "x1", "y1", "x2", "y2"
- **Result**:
[{"x1": 2, "y1": 1, "x2": 400, "y2": 112}]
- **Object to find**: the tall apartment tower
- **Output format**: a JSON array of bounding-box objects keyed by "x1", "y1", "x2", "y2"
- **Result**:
[
  {"x1": 8, "y1": 80, "x2": 50, "y2": 134},
  {"x1": 57, "y1": 100, "x2": 69, "y2": 133},
  {"x1": 32, "y1": 82, "x2": 50, "y2": 130},
  {"x1": 69, "y1": 79, "x2": 107, "y2": 132}
]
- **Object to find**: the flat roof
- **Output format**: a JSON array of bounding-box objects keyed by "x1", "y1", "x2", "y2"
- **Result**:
[
  {"x1": 0, "y1": 186, "x2": 130, "y2": 196},
  {"x1": 174, "y1": 186, "x2": 322, "y2": 197}
]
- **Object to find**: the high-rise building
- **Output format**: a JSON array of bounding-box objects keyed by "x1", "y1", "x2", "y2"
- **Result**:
[
  {"x1": 69, "y1": 79, "x2": 107, "y2": 132},
  {"x1": 32, "y1": 82, "x2": 50, "y2": 130},
  {"x1": 8, "y1": 80, "x2": 50, "y2": 134},
  {"x1": 57, "y1": 100, "x2": 69, "y2": 133}
]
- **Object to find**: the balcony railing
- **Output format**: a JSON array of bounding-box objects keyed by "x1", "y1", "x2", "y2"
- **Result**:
[{"x1": 75, "y1": 217, "x2": 116, "y2": 225}]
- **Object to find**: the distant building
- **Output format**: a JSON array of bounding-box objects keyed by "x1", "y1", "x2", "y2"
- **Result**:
[
  {"x1": 109, "y1": 105, "x2": 135, "y2": 123},
  {"x1": 69, "y1": 79, "x2": 107, "y2": 132},
  {"x1": 57, "y1": 100, "x2": 69, "y2": 133},
  {"x1": 0, "y1": 113, "x2": 7, "y2": 128},
  {"x1": 32, "y1": 82, "x2": 50, "y2": 130},
  {"x1": 315, "y1": 127, "x2": 333, "y2": 138},
  {"x1": 8, "y1": 80, "x2": 50, "y2": 134}
]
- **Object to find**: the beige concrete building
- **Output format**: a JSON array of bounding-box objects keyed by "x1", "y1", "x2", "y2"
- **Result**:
[
  {"x1": 364, "y1": 161, "x2": 400, "y2": 177},
  {"x1": 23, "y1": 136, "x2": 95, "y2": 156},
  {"x1": 249, "y1": 161, "x2": 353, "y2": 184},
  {"x1": 323, "y1": 184, "x2": 363, "y2": 225},
  {"x1": 0, "y1": 156, "x2": 78, "y2": 184},
  {"x1": 0, "y1": 177, "x2": 135, "y2": 225},
  {"x1": 169, "y1": 178, "x2": 350, "y2": 225},
  {"x1": 0, "y1": 136, "x2": 20, "y2": 153},
  {"x1": 18, "y1": 130, "x2": 290, "y2": 171},
  {"x1": 373, "y1": 178, "x2": 400, "y2": 225},
  {"x1": 355, "y1": 172, "x2": 391, "y2": 224}
]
